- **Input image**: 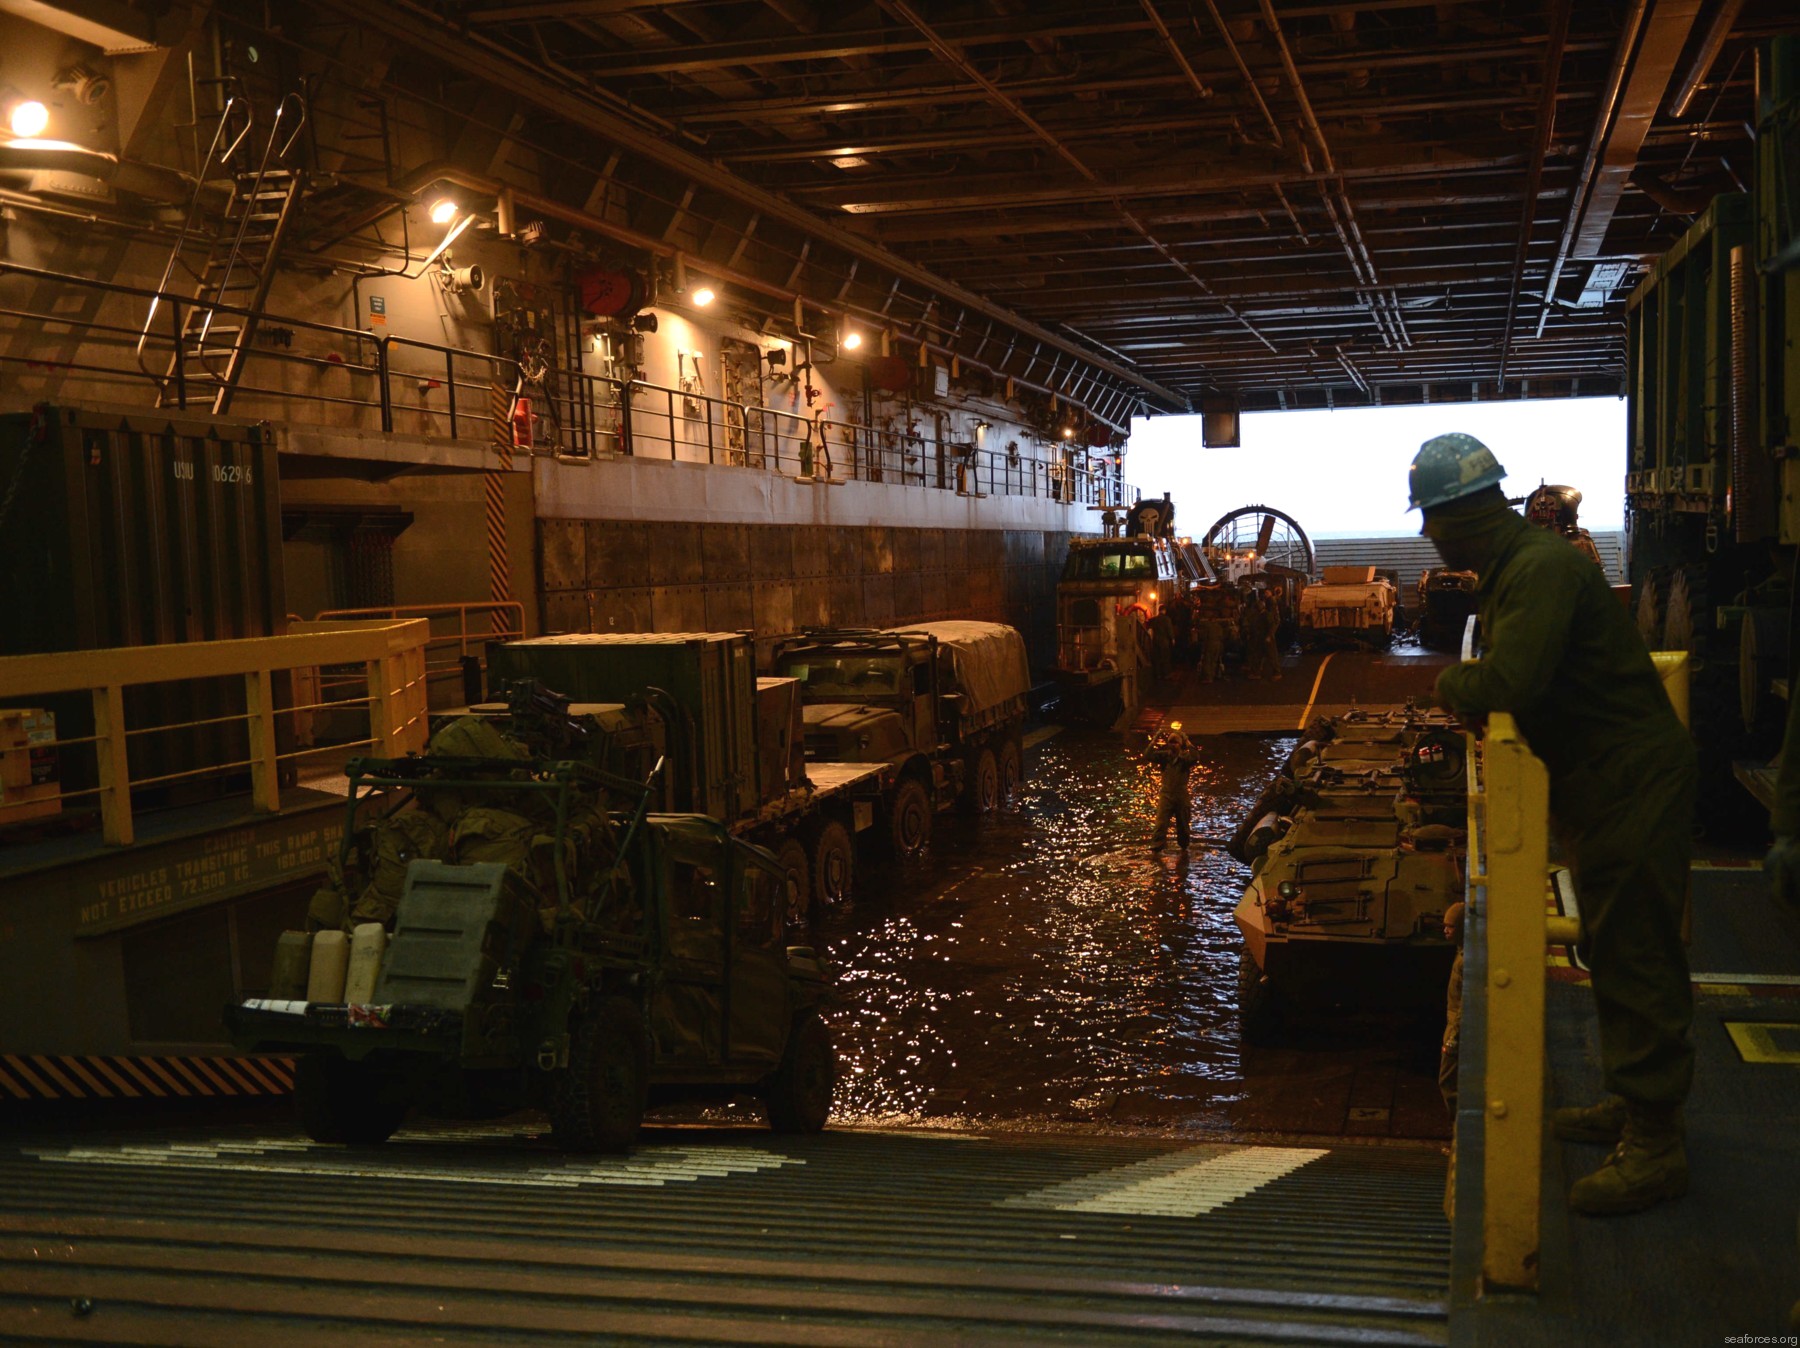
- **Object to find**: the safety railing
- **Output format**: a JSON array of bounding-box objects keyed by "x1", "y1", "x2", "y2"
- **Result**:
[
  {"x1": 312, "y1": 602, "x2": 523, "y2": 708},
  {"x1": 1458, "y1": 651, "x2": 1691, "y2": 1295},
  {"x1": 543, "y1": 369, "x2": 1122, "y2": 506},
  {"x1": 0, "y1": 619, "x2": 429, "y2": 847},
  {"x1": 1461, "y1": 711, "x2": 1552, "y2": 1292},
  {"x1": 0, "y1": 261, "x2": 1129, "y2": 509}
]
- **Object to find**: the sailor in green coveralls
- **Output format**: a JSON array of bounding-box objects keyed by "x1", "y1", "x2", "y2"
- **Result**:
[{"x1": 1411, "y1": 432, "x2": 1697, "y2": 1217}]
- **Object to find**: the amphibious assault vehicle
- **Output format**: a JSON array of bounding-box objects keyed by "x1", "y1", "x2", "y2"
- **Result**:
[{"x1": 1228, "y1": 704, "x2": 1465, "y2": 1041}]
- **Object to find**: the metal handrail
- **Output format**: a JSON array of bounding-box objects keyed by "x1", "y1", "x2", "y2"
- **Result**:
[
  {"x1": 10, "y1": 261, "x2": 1134, "y2": 508},
  {"x1": 134, "y1": 95, "x2": 253, "y2": 390},
  {"x1": 0, "y1": 619, "x2": 430, "y2": 848},
  {"x1": 193, "y1": 92, "x2": 308, "y2": 381}
]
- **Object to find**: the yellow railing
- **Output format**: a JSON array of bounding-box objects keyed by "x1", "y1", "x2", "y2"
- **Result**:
[
  {"x1": 1462, "y1": 651, "x2": 1690, "y2": 1293},
  {"x1": 313, "y1": 602, "x2": 524, "y2": 704},
  {"x1": 0, "y1": 619, "x2": 430, "y2": 848},
  {"x1": 1464, "y1": 710, "x2": 1552, "y2": 1291}
]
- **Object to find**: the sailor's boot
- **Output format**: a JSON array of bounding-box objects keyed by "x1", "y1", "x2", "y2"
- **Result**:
[
  {"x1": 1568, "y1": 1103, "x2": 1687, "y2": 1216},
  {"x1": 1552, "y1": 1094, "x2": 1628, "y2": 1144}
]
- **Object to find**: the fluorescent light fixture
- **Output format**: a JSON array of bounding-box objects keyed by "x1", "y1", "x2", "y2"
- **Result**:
[{"x1": 8, "y1": 100, "x2": 48, "y2": 139}]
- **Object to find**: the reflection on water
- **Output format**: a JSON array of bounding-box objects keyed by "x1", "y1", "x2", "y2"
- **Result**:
[{"x1": 814, "y1": 730, "x2": 1291, "y2": 1127}]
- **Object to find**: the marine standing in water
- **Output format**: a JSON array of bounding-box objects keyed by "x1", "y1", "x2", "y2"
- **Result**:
[
  {"x1": 1411, "y1": 431, "x2": 1697, "y2": 1217},
  {"x1": 1147, "y1": 721, "x2": 1201, "y2": 851}
]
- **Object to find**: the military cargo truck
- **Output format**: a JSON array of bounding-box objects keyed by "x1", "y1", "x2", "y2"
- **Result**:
[
  {"x1": 771, "y1": 622, "x2": 1031, "y2": 856},
  {"x1": 1049, "y1": 535, "x2": 1181, "y2": 725},
  {"x1": 1230, "y1": 706, "x2": 1465, "y2": 1042},
  {"x1": 484, "y1": 634, "x2": 885, "y2": 924},
  {"x1": 229, "y1": 742, "x2": 835, "y2": 1150}
]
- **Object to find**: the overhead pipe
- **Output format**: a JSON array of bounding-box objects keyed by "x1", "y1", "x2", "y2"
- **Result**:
[
  {"x1": 1533, "y1": 0, "x2": 1651, "y2": 337},
  {"x1": 322, "y1": 0, "x2": 1187, "y2": 411},
  {"x1": 882, "y1": 0, "x2": 1277, "y2": 356},
  {"x1": 1498, "y1": 0, "x2": 1573, "y2": 383},
  {"x1": 1257, "y1": 0, "x2": 1400, "y2": 350},
  {"x1": 324, "y1": 161, "x2": 1142, "y2": 425},
  {"x1": 1139, "y1": 0, "x2": 1212, "y2": 103},
  {"x1": 1669, "y1": 0, "x2": 1745, "y2": 118},
  {"x1": 1198, "y1": 0, "x2": 1282, "y2": 147}
]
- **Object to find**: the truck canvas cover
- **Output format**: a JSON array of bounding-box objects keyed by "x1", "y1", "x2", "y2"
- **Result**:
[{"x1": 887, "y1": 622, "x2": 1029, "y2": 718}]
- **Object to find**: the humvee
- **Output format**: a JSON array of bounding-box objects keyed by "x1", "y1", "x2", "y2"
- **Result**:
[{"x1": 228, "y1": 751, "x2": 835, "y2": 1150}]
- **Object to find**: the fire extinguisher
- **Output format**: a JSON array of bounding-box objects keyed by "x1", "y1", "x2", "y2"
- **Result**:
[{"x1": 511, "y1": 394, "x2": 533, "y2": 449}]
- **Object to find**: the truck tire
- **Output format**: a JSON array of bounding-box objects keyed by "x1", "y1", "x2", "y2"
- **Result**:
[
  {"x1": 998, "y1": 735, "x2": 1024, "y2": 807},
  {"x1": 294, "y1": 1053, "x2": 407, "y2": 1146},
  {"x1": 962, "y1": 746, "x2": 999, "y2": 815},
  {"x1": 763, "y1": 1014, "x2": 836, "y2": 1134},
  {"x1": 549, "y1": 996, "x2": 647, "y2": 1153},
  {"x1": 809, "y1": 820, "x2": 854, "y2": 910},
  {"x1": 1238, "y1": 951, "x2": 1282, "y2": 1046},
  {"x1": 886, "y1": 777, "x2": 933, "y2": 858},
  {"x1": 775, "y1": 837, "x2": 811, "y2": 927}
]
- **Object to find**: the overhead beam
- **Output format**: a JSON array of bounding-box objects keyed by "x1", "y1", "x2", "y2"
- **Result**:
[
  {"x1": 1571, "y1": 0, "x2": 1705, "y2": 258},
  {"x1": 466, "y1": 0, "x2": 692, "y2": 21},
  {"x1": 1498, "y1": 0, "x2": 1573, "y2": 383},
  {"x1": 566, "y1": 14, "x2": 1157, "y2": 77},
  {"x1": 818, "y1": 152, "x2": 1526, "y2": 215},
  {"x1": 321, "y1": 0, "x2": 1189, "y2": 410}
]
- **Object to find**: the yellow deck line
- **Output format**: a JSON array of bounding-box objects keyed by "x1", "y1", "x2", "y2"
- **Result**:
[{"x1": 1296, "y1": 653, "x2": 1336, "y2": 731}]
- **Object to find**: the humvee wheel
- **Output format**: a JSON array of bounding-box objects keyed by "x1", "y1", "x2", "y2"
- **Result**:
[
  {"x1": 962, "y1": 746, "x2": 999, "y2": 814},
  {"x1": 549, "y1": 996, "x2": 647, "y2": 1153},
  {"x1": 295, "y1": 1053, "x2": 407, "y2": 1146},
  {"x1": 809, "y1": 820, "x2": 854, "y2": 911},
  {"x1": 764, "y1": 1015, "x2": 836, "y2": 1134},
  {"x1": 887, "y1": 777, "x2": 933, "y2": 857},
  {"x1": 1238, "y1": 951, "x2": 1283, "y2": 1046},
  {"x1": 997, "y1": 736, "x2": 1024, "y2": 807},
  {"x1": 775, "y1": 837, "x2": 811, "y2": 927}
]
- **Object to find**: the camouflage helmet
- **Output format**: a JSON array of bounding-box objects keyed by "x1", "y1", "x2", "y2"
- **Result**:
[
  {"x1": 427, "y1": 715, "x2": 526, "y2": 760},
  {"x1": 1407, "y1": 432, "x2": 1506, "y2": 511}
]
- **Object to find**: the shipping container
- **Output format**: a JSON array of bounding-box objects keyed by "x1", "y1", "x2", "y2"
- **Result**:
[
  {"x1": 488, "y1": 632, "x2": 760, "y2": 824},
  {"x1": 0, "y1": 405, "x2": 287, "y2": 806}
]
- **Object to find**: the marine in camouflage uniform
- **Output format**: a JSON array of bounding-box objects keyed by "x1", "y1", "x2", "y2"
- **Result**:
[
  {"x1": 1414, "y1": 432, "x2": 1696, "y2": 1218},
  {"x1": 1147, "y1": 725, "x2": 1201, "y2": 850}
]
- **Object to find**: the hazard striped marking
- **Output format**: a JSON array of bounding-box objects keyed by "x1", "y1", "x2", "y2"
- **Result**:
[
  {"x1": 487, "y1": 381, "x2": 515, "y2": 604},
  {"x1": 1005, "y1": 1145, "x2": 1329, "y2": 1218},
  {"x1": 0, "y1": 1055, "x2": 294, "y2": 1101},
  {"x1": 24, "y1": 1139, "x2": 804, "y2": 1190}
]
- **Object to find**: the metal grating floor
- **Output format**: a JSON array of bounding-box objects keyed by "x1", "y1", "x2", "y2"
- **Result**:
[{"x1": 0, "y1": 1122, "x2": 1449, "y2": 1345}]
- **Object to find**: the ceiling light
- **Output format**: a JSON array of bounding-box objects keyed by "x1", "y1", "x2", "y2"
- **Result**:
[
  {"x1": 691, "y1": 286, "x2": 716, "y2": 308},
  {"x1": 9, "y1": 100, "x2": 49, "y2": 139},
  {"x1": 1061, "y1": 427, "x2": 1075, "y2": 440},
  {"x1": 428, "y1": 198, "x2": 458, "y2": 225},
  {"x1": 842, "y1": 330, "x2": 863, "y2": 351}
]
